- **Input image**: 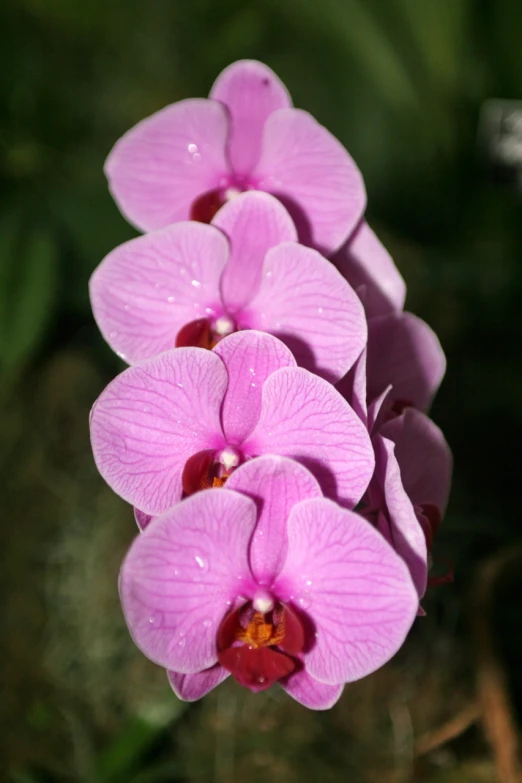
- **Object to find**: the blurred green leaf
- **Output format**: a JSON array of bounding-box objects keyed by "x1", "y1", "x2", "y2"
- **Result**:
[
  {"x1": 282, "y1": 0, "x2": 419, "y2": 109},
  {"x1": 395, "y1": 0, "x2": 473, "y2": 93},
  {"x1": 0, "y1": 213, "x2": 57, "y2": 378},
  {"x1": 129, "y1": 761, "x2": 183, "y2": 783},
  {"x1": 9, "y1": 771, "x2": 45, "y2": 783},
  {"x1": 95, "y1": 717, "x2": 171, "y2": 783}
]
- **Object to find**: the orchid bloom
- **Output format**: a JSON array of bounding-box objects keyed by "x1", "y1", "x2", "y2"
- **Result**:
[
  {"x1": 89, "y1": 331, "x2": 374, "y2": 519},
  {"x1": 105, "y1": 59, "x2": 365, "y2": 254},
  {"x1": 334, "y1": 222, "x2": 445, "y2": 413},
  {"x1": 378, "y1": 407, "x2": 452, "y2": 563},
  {"x1": 337, "y1": 307, "x2": 446, "y2": 430},
  {"x1": 365, "y1": 407, "x2": 452, "y2": 603},
  {"x1": 332, "y1": 220, "x2": 406, "y2": 317},
  {"x1": 365, "y1": 312, "x2": 446, "y2": 413},
  {"x1": 119, "y1": 455, "x2": 418, "y2": 709},
  {"x1": 342, "y1": 354, "x2": 452, "y2": 603},
  {"x1": 90, "y1": 191, "x2": 366, "y2": 383}
]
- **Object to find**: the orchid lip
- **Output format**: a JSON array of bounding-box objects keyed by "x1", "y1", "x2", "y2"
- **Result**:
[
  {"x1": 182, "y1": 446, "x2": 243, "y2": 496},
  {"x1": 175, "y1": 315, "x2": 236, "y2": 350},
  {"x1": 216, "y1": 600, "x2": 306, "y2": 692},
  {"x1": 190, "y1": 175, "x2": 255, "y2": 224}
]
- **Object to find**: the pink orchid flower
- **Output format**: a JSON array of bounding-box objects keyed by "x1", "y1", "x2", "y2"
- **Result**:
[
  {"x1": 365, "y1": 312, "x2": 446, "y2": 413},
  {"x1": 378, "y1": 407, "x2": 453, "y2": 565},
  {"x1": 367, "y1": 408, "x2": 452, "y2": 603},
  {"x1": 342, "y1": 357, "x2": 452, "y2": 603},
  {"x1": 332, "y1": 220, "x2": 406, "y2": 317},
  {"x1": 337, "y1": 306, "x2": 446, "y2": 426},
  {"x1": 334, "y1": 223, "x2": 445, "y2": 413},
  {"x1": 105, "y1": 59, "x2": 366, "y2": 255},
  {"x1": 90, "y1": 191, "x2": 366, "y2": 383},
  {"x1": 119, "y1": 455, "x2": 418, "y2": 709},
  {"x1": 90, "y1": 331, "x2": 374, "y2": 518}
]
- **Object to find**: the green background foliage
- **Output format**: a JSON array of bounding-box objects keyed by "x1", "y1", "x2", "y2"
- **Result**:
[{"x1": 1, "y1": 1, "x2": 521, "y2": 780}]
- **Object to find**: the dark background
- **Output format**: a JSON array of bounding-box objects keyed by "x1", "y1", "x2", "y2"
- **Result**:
[{"x1": 2, "y1": 1, "x2": 522, "y2": 781}]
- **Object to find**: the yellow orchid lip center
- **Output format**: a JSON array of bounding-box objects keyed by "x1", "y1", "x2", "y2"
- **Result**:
[{"x1": 235, "y1": 610, "x2": 286, "y2": 649}]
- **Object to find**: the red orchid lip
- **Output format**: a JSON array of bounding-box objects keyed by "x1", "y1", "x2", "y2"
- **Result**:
[
  {"x1": 175, "y1": 318, "x2": 214, "y2": 349},
  {"x1": 175, "y1": 316, "x2": 236, "y2": 350},
  {"x1": 216, "y1": 601, "x2": 306, "y2": 693},
  {"x1": 190, "y1": 188, "x2": 228, "y2": 224},
  {"x1": 181, "y1": 447, "x2": 243, "y2": 497}
]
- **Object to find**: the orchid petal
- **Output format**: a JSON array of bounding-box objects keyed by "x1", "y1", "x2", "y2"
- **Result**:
[
  {"x1": 277, "y1": 498, "x2": 418, "y2": 685},
  {"x1": 168, "y1": 665, "x2": 229, "y2": 701},
  {"x1": 367, "y1": 312, "x2": 446, "y2": 411},
  {"x1": 244, "y1": 242, "x2": 366, "y2": 382},
  {"x1": 253, "y1": 108, "x2": 366, "y2": 254},
  {"x1": 210, "y1": 59, "x2": 291, "y2": 175},
  {"x1": 105, "y1": 99, "x2": 229, "y2": 231},
  {"x1": 90, "y1": 222, "x2": 229, "y2": 364},
  {"x1": 367, "y1": 385, "x2": 393, "y2": 434},
  {"x1": 213, "y1": 331, "x2": 295, "y2": 445},
  {"x1": 375, "y1": 434, "x2": 428, "y2": 599},
  {"x1": 332, "y1": 222, "x2": 406, "y2": 317},
  {"x1": 380, "y1": 408, "x2": 452, "y2": 514},
  {"x1": 119, "y1": 490, "x2": 256, "y2": 673},
  {"x1": 226, "y1": 455, "x2": 322, "y2": 585},
  {"x1": 213, "y1": 191, "x2": 297, "y2": 313},
  {"x1": 90, "y1": 349, "x2": 227, "y2": 515},
  {"x1": 281, "y1": 668, "x2": 343, "y2": 710},
  {"x1": 335, "y1": 347, "x2": 368, "y2": 426},
  {"x1": 245, "y1": 367, "x2": 374, "y2": 507}
]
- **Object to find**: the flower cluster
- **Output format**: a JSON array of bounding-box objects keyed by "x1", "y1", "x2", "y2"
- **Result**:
[{"x1": 89, "y1": 60, "x2": 452, "y2": 710}]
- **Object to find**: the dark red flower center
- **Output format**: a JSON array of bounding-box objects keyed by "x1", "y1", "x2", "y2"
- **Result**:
[
  {"x1": 190, "y1": 179, "x2": 253, "y2": 224},
  {"x1": 182, "y1": 447, "x2": 242, "y2": 497},
  {"x1": 217, "y1": 601, "x2": 305, "y2": 692},
  {"x1": 175, "y1": 315, "x2": 236, "y2": 350},
  {"x1": 190, "y1": 189, "x2": 228, "y2": 224}
]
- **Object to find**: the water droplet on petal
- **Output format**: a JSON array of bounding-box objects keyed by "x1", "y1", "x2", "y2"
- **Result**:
[
  {"x1": 202, "y1": 618, "x2": 212, "y2": 628},
  {"x1": 148, "y1": 611, "x2": 163, "y2": 627},
  {"x1": 194, "y1": 554, "x2": 208, "y2": 572}
]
